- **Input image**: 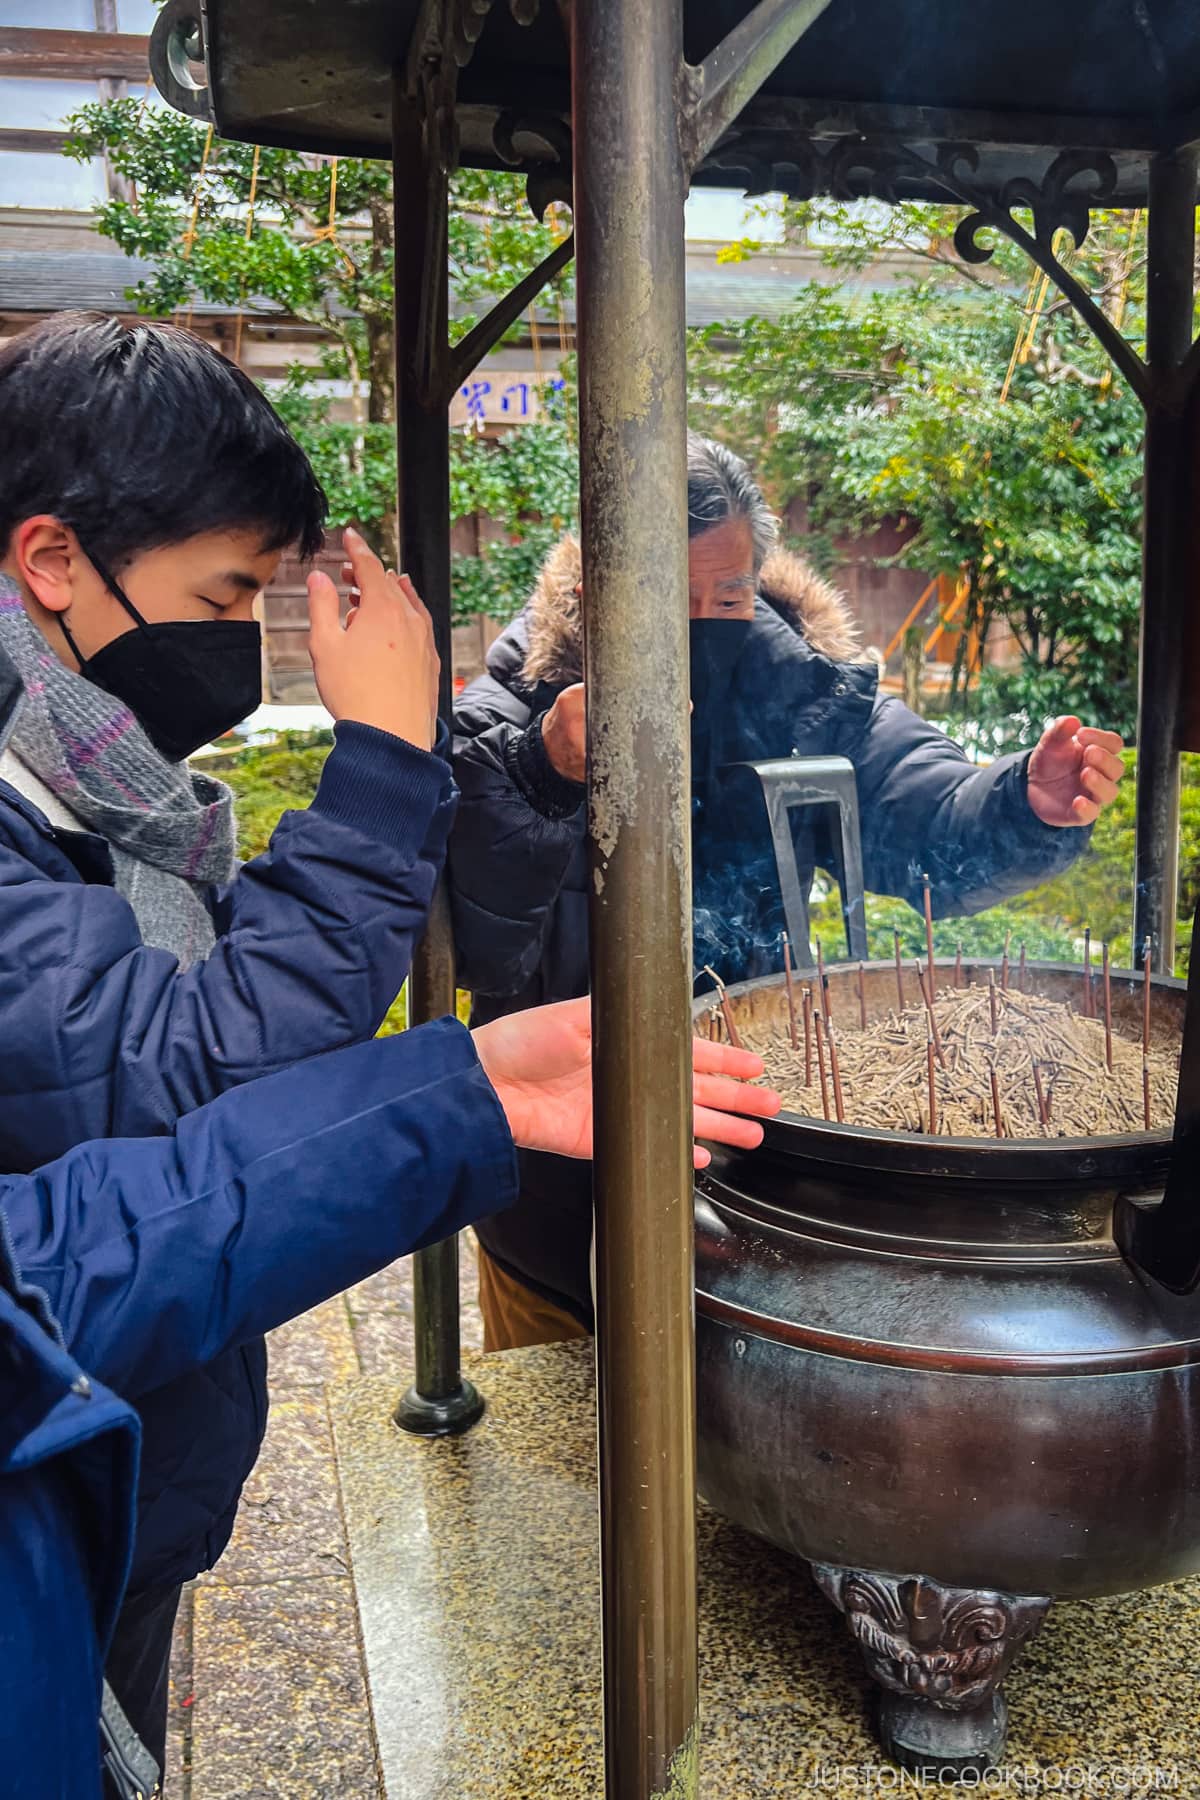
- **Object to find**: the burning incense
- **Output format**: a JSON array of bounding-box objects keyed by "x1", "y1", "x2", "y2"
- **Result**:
[
  {"x1": 926, "y1": 1032, "x2": 938, "y2": 1134},
  {"x1": 814, "y1": 1012, "x2": 831, "y2": 1121},
  {"x1": 894, "y1": 929, "x2": 905, "y2": 1011},
  {"x1": 708, "y1": 1005, "x2": 720, "y2": 1043},
  {"x1": 1102, "y1": 942, "x2": 1113, "y2": 1074},
  {"x1": 857, "y1": 961, "x2": 868, "y2": 1031},
  {"x1": 988, "y1": 969, "x2": 999, "y2": 1036},
  {"x1": 1032, "y1": 1060, "x2": 1050, "y2": 1131},
  {"x1": 1143, "y1": 940, "x2": 1153, "y2": 1055},
  {"x1": 988, "y1": 1061, "x2": 1004, "y2": 1138},
  {"x1": 781, "y1": 931, "x2": 799, "y2": 1050},
  {"x1": 1018, "y1": 942, "x2": 1027, "y2": 992},
  {"x1": 827, "y1": 1022, "x2": 846, "y2": 1123},
  {"x1": 1143, "y1": 1056, "x2": 1153, "y2": 1130},
  {"x1": 702, "y1": 966, "x2": 742, "y2": 1051},
  {"x1": 954, "y1": 941, "x2": 963, "y2": 989},
  {"x1": 817, "y1": 938, "x2": 831, "y2": 1024},
  {"x1": 1083, "y1": 927, "x2": 1093, "y2": 1018},
  {"x1": 802, "y1": 985, "x2": 814, "y2": 1088},
  {"x1": 922, "y1": 872, "x2": 936, "y2": 978},
  {"x1": 1001, "y1": 929, "x2": 1011, "y2": 993}
]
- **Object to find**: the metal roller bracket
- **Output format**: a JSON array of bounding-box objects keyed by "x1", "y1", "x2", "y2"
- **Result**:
[{"x1": 726, "y1": 755, "x2": 868, "y2": 975}]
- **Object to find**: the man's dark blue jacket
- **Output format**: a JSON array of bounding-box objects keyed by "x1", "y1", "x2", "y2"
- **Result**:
[
  {"x1": 0, "y1": 1020, "x2": 515, "y2": 1798},
  {"x1": 0, "y1": 699, "x2": 458, "y2": 1596}
]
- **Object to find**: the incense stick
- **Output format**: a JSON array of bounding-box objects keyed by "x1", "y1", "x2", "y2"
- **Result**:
[
  {"x1": 802, "y1": 985, "x2": 814, "y2": 1088},
  {"x1": 1143, "y1": 940, "x2": 1152, "y2": 1055},
  {"x1": 954, "y1": 941, "x2": 963, "y2": 989},
  {"x1": 814, "y1": 1012, "x2": 831, "y2": 1121},
  {"x1": 1018, "y1": 942, "x2": 1027, "y2": 992},
  {"x1": 894, "y1": 929, "x2": 905, "y2": 1011},
  {"x1": 781, "y1": 931, "x2": 799, "y2": 1050},
  {"x1": 1102, "y1": 942, "x2": 1113, "y2": 1074},
  {"x1": 702, "y1": 966, "x2": 742, "y2": 1051},
  {"x1": 1002, "y1": 929, "x2": 1011, "y2": 993},
  {"x1": 926, "y1": 1032, "x2": 938, "y2": 1135},
  {"x1": 817, "y1": 938, "x2": 831, "y2": 1024},
  {"x1": 988, "y1": 968, "x2": 999, "y2": 1036},
  {"x1": 1032, "y1": 1059, "x2": 1050, "y2": 1131},
  {"x1": 916, "y1": 959, "x2": 947, "y2": 1068},
  {"x1": 922, "y1": 872, "x2": 936, "y2": 978},
  {"x1": 989, "y1": 1061, "x2": 1004, "y2": 1138},
  {"x1": 1143, "y1": 1055, "x2": 1152, "y2": 1130},
  {"x1": 827, "y1": 1022, "x2": 846, "y2": 1123},
  {"x1": 857, "y1": 961, "x2": 868, "y2": 1031},
  {"x1": 1083, "y1": 927, "x2": 1093, "y2": 1019}
]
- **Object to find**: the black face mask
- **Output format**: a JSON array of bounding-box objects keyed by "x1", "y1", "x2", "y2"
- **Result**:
[
  {"x1": 60, "y1": 552, "x2": 263, "y2": 763},
  {"x1": 689, "y1": 617, "x2": 752, "y2": 790}
]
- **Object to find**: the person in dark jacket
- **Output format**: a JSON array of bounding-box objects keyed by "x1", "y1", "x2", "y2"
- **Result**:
[
  {"x1": 0, "y1": 311, "x2": 451, "y2": 1765},
  {"x1": 448, "y1": 432, "x2": 1128, "y2": 1349},
  {"x1": 1, "y1": 989, "x2": 776, "y2": 1798}
]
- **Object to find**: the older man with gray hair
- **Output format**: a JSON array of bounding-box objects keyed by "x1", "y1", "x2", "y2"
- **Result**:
[{"x1": 447, "y1": 432, "x2": 1126, "y2": 1350}]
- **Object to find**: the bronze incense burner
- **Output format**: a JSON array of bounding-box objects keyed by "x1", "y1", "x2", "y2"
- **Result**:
[{"x1": 693, "y1": 959, "x2": 1198, "y2": 1775}]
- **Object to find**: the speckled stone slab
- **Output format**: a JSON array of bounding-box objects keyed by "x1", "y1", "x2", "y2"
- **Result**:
[{"x1": 331, "y1": 1342, "x2": 1200, "y2": 1799}]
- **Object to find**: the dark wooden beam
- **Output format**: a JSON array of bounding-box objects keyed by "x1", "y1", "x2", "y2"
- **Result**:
[
  {"x1": 0, "y1": 27, "x2": 149, "y2": 83},
  {"x1": 0, "y1": 127, "x2": 70, "y2": 154}
]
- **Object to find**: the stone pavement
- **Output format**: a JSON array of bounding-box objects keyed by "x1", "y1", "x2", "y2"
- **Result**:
[{"x1": 162, "y1": 1233, "x2": 484, "y2": 1799}]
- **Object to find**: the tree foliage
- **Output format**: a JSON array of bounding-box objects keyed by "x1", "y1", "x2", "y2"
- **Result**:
[{"x1": 62, "y1": 99, "x2": 576, "y2": 586}]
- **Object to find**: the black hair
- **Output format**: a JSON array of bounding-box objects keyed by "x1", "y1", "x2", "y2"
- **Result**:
[
  {"x1": 686, "y1": 431, "x2": 778, "y2": 571},
  {"x1": 0, "y1": 312, "x2": 327, "y2": 567}
]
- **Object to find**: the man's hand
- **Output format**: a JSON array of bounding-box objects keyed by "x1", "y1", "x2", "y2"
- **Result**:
[
  {"x1": 471, "y1": 995, "x2": 780, "y2": 1165},
  {"x1": 541, "y1": 683, "x2": 587, "y2": 783},
  {"x1": 307, "y1": 527, "x2": 439, "y2": 750},
  {"x1": 1027, "y1": 717, "x2": 1126, "y2": 828}
]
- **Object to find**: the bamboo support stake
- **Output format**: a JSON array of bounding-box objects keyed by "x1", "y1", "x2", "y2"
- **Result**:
[
  {"x1": 894, "y1": 929, "x2": 905, "y2": 1011},
  {"x1": 1102, "y1": 942, "x2": 1114, "y2": 1073},
  {"x1": 802, "y1": 985, "x2": 814, "y2": 1088},
  {"x1": 827, "y1": 1022, "x2": 846, "y2": 1123},
  {"x1": 814, "y1": 1012, "x2": 831, "y2": 1121},
  {"x1": 922, "y1": 872, "x2": 936, "y2": 977},
  {"x1": 857, "y1": 961, "x2": 868, "y2": 1031},
  {"x1": 988, "y1": 969, "x2": 999, "y2": 1036},
  {"x1": 781, "y1": 931, "x2": 799, "y2": 1051},
  {"x1": 702, "y1": 966, "x2": 742, "y2": 1051}
]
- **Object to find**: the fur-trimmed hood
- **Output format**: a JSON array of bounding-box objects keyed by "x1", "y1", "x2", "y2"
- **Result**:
[{"x1": 520, "y1": 535, "x2": 865, "y2": 690}]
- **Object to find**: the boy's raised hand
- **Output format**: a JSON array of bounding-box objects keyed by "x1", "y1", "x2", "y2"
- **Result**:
[{"x1": 307, "y1": 527, "x2": 440, "y2": 750}]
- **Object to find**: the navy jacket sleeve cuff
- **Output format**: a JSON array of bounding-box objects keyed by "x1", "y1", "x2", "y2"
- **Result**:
[
  {"x1": 310, "y1": 720, "x2": 454, "y2": 861},
  {"x1": 504, "y1": 714, "x2": 586, "y2": 821}
]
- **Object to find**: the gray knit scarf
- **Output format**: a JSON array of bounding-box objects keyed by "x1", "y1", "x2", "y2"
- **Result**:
[{"x1": 0, "y1": 576, "x2": 236, "y2": 968}]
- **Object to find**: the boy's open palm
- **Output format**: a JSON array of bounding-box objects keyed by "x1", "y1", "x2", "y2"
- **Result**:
[
  {"x1": 307, "y1": 527, "x2": 440, "y2": 750},
  {"x1": 471, "y1": 995, "x2": 781, "y2": 1165}
]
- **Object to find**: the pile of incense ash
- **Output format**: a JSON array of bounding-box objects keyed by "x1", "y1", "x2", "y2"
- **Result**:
[{"x1": 743, "y1": 979, "x2": 1178, "y2": 1139}]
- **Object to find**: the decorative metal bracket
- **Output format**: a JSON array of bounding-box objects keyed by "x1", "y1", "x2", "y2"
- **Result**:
[{"x1": 681, "y1": 0, "x2": 835, "y2": 172}]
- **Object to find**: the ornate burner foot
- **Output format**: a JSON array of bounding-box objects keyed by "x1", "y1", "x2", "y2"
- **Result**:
[{"x1": 813, "y1": 1564, "x2": 1052, "y2": 1779}]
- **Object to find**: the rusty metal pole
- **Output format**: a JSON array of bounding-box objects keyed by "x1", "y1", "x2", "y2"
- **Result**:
[
  {"x1": 391, "y1": 76, "x2": 483, "y2": 1437},
  {"x1": 573, "y1": 0, "x2": 698, "y2": 1794},
  {"x1": 1133, "y1": 146, "x2": 1198, "y2": 975}
]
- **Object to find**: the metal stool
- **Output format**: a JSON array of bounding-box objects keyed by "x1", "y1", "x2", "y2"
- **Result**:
[{"x1": 725, "y1": 755, "x2": 868, "y2": 976}]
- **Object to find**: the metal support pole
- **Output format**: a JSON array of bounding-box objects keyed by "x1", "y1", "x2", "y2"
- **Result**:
[
  {"x1": 391, "y1": 77, "x2": 483, "y2": 1438},
  {"x1": 573, "y1": 1, "x2": 698, "y2": 1795},
  {"x1": 1133, "y1": 146, "x2": 1198, "y2": 974}
]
